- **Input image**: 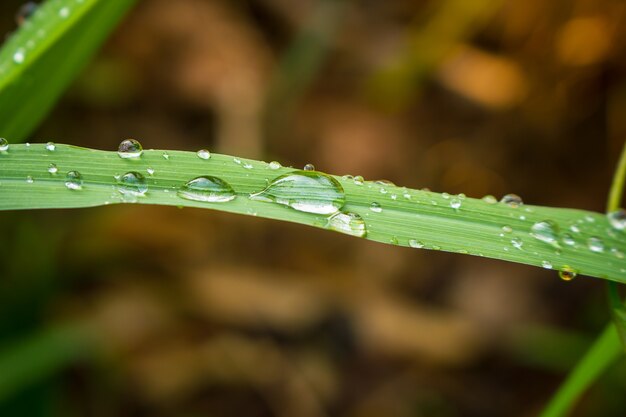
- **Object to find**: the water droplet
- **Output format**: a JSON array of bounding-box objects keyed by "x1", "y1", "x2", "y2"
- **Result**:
[
  {"x1": 16, "y1": 2, "x2": 38, "y2": 26},
  {"x1": 162, "y1": 152, "x2": 170, "y2": 160},
  {"x1": 65, "y1": 171, "x2": 83, "y2": 190},
  {"x1": 233, "y1": 157, "x2": 241, "y2": 165},
  {"x1": 379, "y1": 187, "x2": 388, "y2": 195},
  {"x1": 117, "y1": 139, "x2": 143, "y2": 159},
  {"x1": 442, "y1": 192, "x2": 450, "y2": 199},
  {"x1": 587, "y1": 237, "x2": 604, "y2": 253},
  {"x1": 502, "y1": 226, "x2": 512, "y2": 233},
  {"x1": 48, "y1": 163, "x2": 58, "y2": 174},
  {"x1": 341, "y1": 174, "x2": 353, "y2": 180},
  {"x1": 59, "y1": 6, "x2": 69, "y2": 18},
  {"x1": 249, "y1": 171, "x2": 344, "y2": 214},
  {"x1": 243, "y1": 162, "x2": 253, "y2": 169},
  {"x1": 530, "y1": 220, "x2": 560, "y2": 248},
  {"x1": 26, "y1": 176, "x2": 33, "y2": 184},
  {"x1": 482, "y1": 195, "x2": 497, "y2": 204},
  {"x1": 611, "y1": 248, "x2": 624, "y2": 259},
  {"x1": 409, "y1": 239, "x2": 424, "y2": 249},
  {"x1": 269, "y1": 161, "x2": 281, "y2": 170},
  {"x1": 542, "y1": 260, "x2": 553, "y2": 269},
  {"x1": 196, "y1": 149, "x2": 211, "y2": 160},
  {"x1": 585, "y1": 215, "x2": 595, "y2": 223},
  {"x1": 390, "y1": 194, "x2": 397, "y2": 200},
  {"x1": 607, "y1": 209, "x2": 626, "y2": 231},
  {"x1": 178, "y1": 176, "x2": 236, "y2": 203},
  {"x1": 13, "y1": 48, "x2": 25, "y2": 64},
  {"x1": 511, "y1": 237, "x2": 523, "y2": 250},
  {"x1": 303, "y1": 163, "x2": 315, "y2": 171},
  {"x1": 559, "y1": 266, "x2": 577, "y2": 281},
  {"x1": 45, "y1": 142, "x2": 55, "y2": 151},
  {"x1": 570, "y1": 224, "x2": 581, "y2": 233},
  {"x1": 146, "y1": 167, "x2": 155, "y2": 176},
  {"x1": 501, "y1": 193, "x2": 523, "y2": 208},
  {"x1": 116, "y1": 172, "x2": 147, "y2": 197},
  {"x1": 353, "y1": 176, "x2": 364, "y2": 185},
  {"x1": 0, "y1": 138, "x2": 8, "y2": 152},
  {"x1": 376, "y1": 180, "x2": 395, "y2": 186},
  {"x1": 450, "y1": 198, "x2": 461, "y2": 209},
  {"x1": 369, "y1": 202, "x2": 382, "y2": 213},
  {"x1": 562, "y1": 234, "x2": 575, "y2": 246},
  {"x1": 327, "y1": 212, "x2": 367, "y2": 237},
  {"x1": 403, "y1": 193, "x2": 411, "y2": 200}
]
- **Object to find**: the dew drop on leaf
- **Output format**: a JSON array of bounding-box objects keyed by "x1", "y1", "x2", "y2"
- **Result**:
[
  {"x1": 0, "y1": 138, "x2": 8, "y2": 152},
  {"x1": 249, "y1": 170, "x2": 345, "y2": 215},
  {"x1": 65, "y1": 171, "x2": 83, "y2": 190},
  {"x1": 587, "y1": 237, "x2": 604, "y2": 253},
  {"x1": 178, "y1": 176, "x2": 236, "y2": 203},
  {"x1": 48, "y1": 163, "x2": 58, "y2": 175},
  {"x1": 500, "y1": 193, "x2": 523, "y2": 208},
  {"x1": 327, "y1": 212, "x2": 367, "y2": 237},
  {"x1": 45, "y1": 142, "x2": 55, "y2": 151},
  {"x1": 559, "y1": 266, "x2": 577, "y2": 281},
  {"x1": 303, "y1": 163, "x2": 315, "y2": 171},
  {"x1": 117, "y1": 139, "x2": 143, "y2": 159},
  {"x1": 607, "y1": 209, "x2": 626, "y2": 231},
  {"x1": 530, "y1": 220, "x2": 560, "y2": 248},
  {"x1": 369, "y1": 202, "x2": 382, "y2": 213},
  {"x1": 116, "y1": 172, "x2": 148, "y2": 198},
  {"x1": 196, "y1": 149, "x2": 211, "y2": 160}
]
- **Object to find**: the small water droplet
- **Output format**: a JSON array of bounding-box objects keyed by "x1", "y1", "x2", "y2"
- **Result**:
[
  {"x1": 65, "y1": 171, "x2": 83, "y2": 190},
  {"x1": 117, "y1": 139, "x2": 143, "y2": 159},
  {"x1": 178, "y1": 176, "x2": 236, "y2": 203},
  {"x1": 353, "y1": 176, "x2": 364, "y2": 186},
  {"x1": 243, "y1": 162, "x2": 253, "y2": 169},
  {"x1": 482, "y1": 195, "x2": 497, "y2": 204},
  {"x1": 562, "y1": 233, "x2": 575, "y2": 246},
  {"x1": 403, "y1": 193, "x2": 411, "y2": 200},
  {"x1": 607, "y1": 209, "x2": 626, "y2": 231},
  {"x1": 303, "y1": 163, "x2": 315, "y2": 171},
  {"x1": 269, "y1": 161, "x2": 281, "y2": 170},
  {"x1": 327, "y1": 212, "x2": 367, "y2": 237},
  {"x1": 13, "y1": 48, "x2": 25, "y2": 64},
  {"x1": 341, "y1": 174, "x2": 353, "y2": 180},
  {"x1": 502, "y1": 226, "x2": 512, "y2": 233},
  {"x1": 501, "y1": 193, "x2": 523, "y2": 208},
  {"x1": 390, "y1": 236, "x2": 399, "y2": 245},
  {"x1": 587, "y1": 236, "x2": 604, "y2": 253},
  {"x1": 584, "y1": 215, "x2": 595, "y2": 223},
  {"x1": 570, "y1": 224, "x2": 581, "y2": 233},
  {"x1": 409, "y1": 239, "x2": 424, "y2": 249},
  {"x1": 450, "y1": 198, "x2": 461, "y2": 209},
  {"x1": 26, "y1": 176, "x2": 33, "y2": 184},
  {"x1": 16, "y1": 2, "x2": 38, "y2": 26},
  {"x1": 59, "y1": 6, "x2": 70, "y2": 18},
  {"x1": 542, "y1": 260, "x2": 553, "y2": 269},
  {"x1": 375, "y1": 180, "x2": 395, "y2": 186},
  {"x1": 390, "y1": 194, "x2": 397, "y2": 200},
  {"x1": 233, "y1": 157, "x2": 241, "y2": 165},
  {"x1": 369, "y1": 202, "x2": 382, "y2": 213},
  {"x1": 611, "y1": 248, "x2": 624, "y2": 259},
  {"x1": 249, "y1": 170, "x2": 344, "y2": 214},
  {"x1": 146, "y1": 167, "x2": 155, "y2": 176},
  {"x1": 432, "y1": 245, "x2": 442, "y2": 250},
  {"x1": 559, "y1": 266, "x2": 577, "y2": 281},
  {"x1": 0, "y1": 138, "x2": 8, "y2": 152},
  {"x1": 530, "y1": 220, "x2": 560, "y2": 248},
  {"x1": 196, "y1": 149, "x2": 211, "y2": 160},
  {"x1": 45, "y1": 142, "x2": 55, "y2": 151},
  {"x1": 442, "y1": 192, "x2": 450, "y2": 199},
  {"x1": 511, "y1": 237, "x2": 523, "y2": 250},
  {"x1": 116, "y1": 172, "x2": 148, "y2": 197},
  {"x1": 162, "y1": 152, "x2": 170, "y2": 160},
  {"x1": 48, "y1": 163, "x2": 58, "y2": 174}
]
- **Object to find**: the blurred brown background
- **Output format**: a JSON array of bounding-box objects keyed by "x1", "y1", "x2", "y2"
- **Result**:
[{"x1": 1, "y1": 0, "x2": 626, "y2": 416}]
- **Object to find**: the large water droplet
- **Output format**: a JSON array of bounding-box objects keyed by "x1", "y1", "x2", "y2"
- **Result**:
[
  {"x1": 177, "y1": 176, "x2": 236, "y2": 203},
  {"x1": 501, "y1": 193, "x2": 523, "y2": 208},
  {"x1": 197, "y1": 149, "x2": 211, "y2": 160},
  {"x1": 268, "y1": 161, "x2": 281, "y2": 170},
  {"x1": 303, "y1": 163, "x2": 315, "y2": 171},
  {"x1": 117, "y1": 139, "x2": 143, "y2": 159},
  {"x1": 559, "y1": 266, "x2": 577, "y2": 281},
  {"x1": 249, "y1": 170, "x2": 345, "y2": 215},
  {"x1": 327, "y1": 212, "x2": 366, "y2": 237},
  {"x1": 65, "y1": 171, "x2": 83, "y2": 190},
  {"x1": 0, "y1": 138, "x2": 8, "y2": 152},
  {"x1": 607, "y1": 209, "x2": 626, "y2": 231},
  {"x1": 116, "y1": 172, "x2": 147, "y2": 197},
  {"x1": 587, "y1": 237, "x2": 604, "y2": 253},
  {"x1": 16, "y1": 2, "x2": 38, "y2": 26},
  {"x1": 530, "y1": 220, "x2": 560, "y2": 248}
]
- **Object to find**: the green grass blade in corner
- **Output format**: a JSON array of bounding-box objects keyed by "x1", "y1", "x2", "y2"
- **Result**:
[
  {"x1": 0, "y1": 0, "x2": 137, "y2": 141},
  {"x1": 2, "y1": 143, "x2": 626, "y2": 283}
]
